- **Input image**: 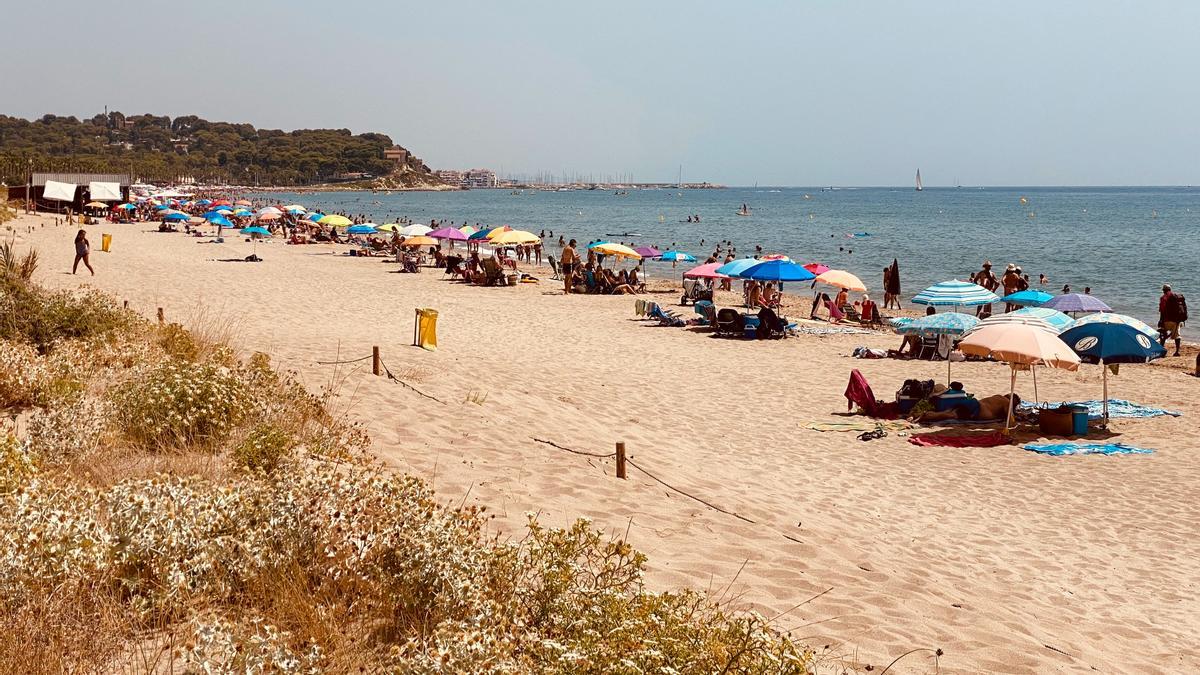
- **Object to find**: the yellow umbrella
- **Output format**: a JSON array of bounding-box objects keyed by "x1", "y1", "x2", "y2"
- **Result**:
[
  {"x1": 815, "y1": 270, "x2": 867, "y2": 291},
  {"x1": 485, "y1": 226, "x2": 513, "y2": 240},
  {"x1": 375, "y1": 223, "x2": 402, "y2": 232},
  {"x1": 489, "y1": 230, "x2": 540, "y2": 246},
  {"x1": 459, "y1": 225, "x2": 477, "y2": 236},
  {"x1": 401, "y1": 235, "x2": 438, "y2": 247},
  {"x1": 591, "y1": 242, "x2": 642, "y2": 260},
  {"x1": 318, "y1": 214, "x2": 352, "y2": 227},
  {"x1": 84, "y1": 201, "x2": 109, "y2": 208},
  {"x1": 958, "y1": 323, "x2": 1080, "y2": 430}
]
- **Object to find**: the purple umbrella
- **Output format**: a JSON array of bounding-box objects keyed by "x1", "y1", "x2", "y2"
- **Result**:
[
  {"x1": 633, "y1": 246, "x2": 662, "y2": 258},
  {"x1": 428, "y1": 227, "x2": 468, "y2": 241},
  {"x1": 1042, "y1": 293, "x2": 1112, "y2": 314}
]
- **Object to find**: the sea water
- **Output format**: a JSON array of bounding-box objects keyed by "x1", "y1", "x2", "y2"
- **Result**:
[{"x1": 255, "y1": 186, "x2": 1198, "y2": 330}]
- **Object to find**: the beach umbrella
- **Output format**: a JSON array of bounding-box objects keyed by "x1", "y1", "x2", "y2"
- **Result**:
[
  {"x1": 375, "y1": 223, "x2": 400, "y2": 232},
  {"x1": 459, "y1": 225, "x2": 477, "y2": 236},
  {"x1": 1042, "y1": 293, "x2": 1112, "y2": 314},
  {"x1": 1000, "y1": 289, "x2": 1054, "y2": 307},
  {"x1": 633, "y1": 246, "x2": 662, "y2": 259},
  {"x1": 485, "y1": 226, "x2": 514, "y2": 240},
  {"x1": 715, "y1": 257, "x2": 762, "y2": 278},
  {"x1": 162, "y1": 212, "x2": 189, "y2": 222},
  {"x1": 235, "y1": 199, "x2": 252, "y2": 206},
  {"x1": 803, "y1": 262, "x2": 831, "y2": 275},
  {"x1": 895, "y1": 312, "x2": 980, "y2": 383},
  {"x1": 970, "y1": 308, "x2": 1069, "y2": 335},
  {"x1": 240, "y1": 225, "x2": 271, "y2": 257},
  {"x1": 318, "y1": 214, "x2": 352, "y2": 227},
  {"x1": 742, "y1": 259, "x2": 816, "y2": 282},
  {"x1": 283, "y1": 204, "x2": 307, "y2": 213},
  {"x1": 683, "y1": 262, "x2": 729, "y2": 279},
  {"x1": 814, "y1": 269, "x2": 867, "y2": 291},
  {"x1": 307, "y1": 212, "x2": 325, "y2": 222},
  {"x1": 207, "y1": 215, "x2": 234, "y2": 228},
  {"x1": 257, "y1": 206, "x2": 282, "y2": 216},
  {"x1": 1060, "y1": 317, "x2": 1167, "y2": 423},
  {"x1": 912, "y1": 279, "x2": 999, "y2": 307},
  {"x1": 346, "y1": 224, "x2": 377, "y2": 234},
  {"x1": 428, "y1": 227, "x2": 468, "y2": 241},
  {"x1": 233, "y1": 208, "x2": 254, "y2": 217},
  {"x1": 188, "y1": 217, "x2": 206, "y2": 225},
  {"x1": 401, "y1": 235, "x2": 438, "y2": 247},
  {"x1": 400, "y1": 224, "x2": 433, "y2": 236},
  {"x1": 202, "y1": 210, "x2": 226, "y2": 220},
  {"x1": 214, "y1": 208, "x2": 233, "y2": 215},
  {"x1": 591, "y1": 242, "x2": 643, "y2": 260},
  {"x1": 84, "y1": 201, "x2": 109, "y2": 209},
  {"x1": 489, "y1": 230, "x2": 540, "y2": 246},
  {"x1": 195, "y1": 199, "x2": 212, "y2": 206},
  {"x1": 1067, "y1": 312, "x2": 1158, "y2": 339},
  {"x1": 658, "y1": 251, "x2": 696, "y2": 263},
  {"x1": 468, "y1": 228, "x2": 497, "y2": 241},
  {"x1": 153, "y1": 204, "x2": 170, "y2": 211},
  {"x1": 959, "y1": 324, "x2": 1080, "y2": 429},
  {"x1": 212, "y1": 199, "x2": 232, "y2": 206},
  {"x1": 587, "y1": 240, "x2": 611, "y2": 249}
]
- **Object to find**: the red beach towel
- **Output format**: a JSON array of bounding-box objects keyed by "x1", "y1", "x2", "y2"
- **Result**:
[
  {"x1": 844, "y1": 369, "x2": 898, "y2": 419},
  {"x1": 908, "y1": 430, "x2": 1010, "y2": 448}
]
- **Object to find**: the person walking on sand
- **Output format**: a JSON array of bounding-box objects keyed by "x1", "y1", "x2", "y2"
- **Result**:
[
  {"x1": 72, "y1": 229, "x2": 95, "y2": 276},
  {"x1": 560, "y1": 239, "x2": 578, "y2": 294},
  {"x1": 1159, "y1": 283, "x2": 1187, "y2": 356}
]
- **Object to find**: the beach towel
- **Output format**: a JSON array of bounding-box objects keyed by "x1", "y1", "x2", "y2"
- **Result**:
[
  {"x1": 909, "y1": 430, "x2": 1009, "y2": 447},
  {"x1": 1023, "y1": 442, "x2": 1154, "y2": 456},
  {"x1": 1021, "y1": 399, "x2": 1181, "y2": 420},
  {"x1": 803, "y1": 420, "x2": 914, "y2": 433},
  {"x1": 843, "y1": 369, "x2": 900, "y2": 419}
]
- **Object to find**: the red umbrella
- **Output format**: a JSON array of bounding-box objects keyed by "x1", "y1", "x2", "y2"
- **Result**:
[{"x1": 804, "y1": 262, "x2": 830, "y2": 275}]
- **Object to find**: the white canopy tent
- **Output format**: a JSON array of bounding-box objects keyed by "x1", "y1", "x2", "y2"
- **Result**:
[
  {"x1": 89, "y1": 181, "x2": 122, "y2": 201},
  {"x1": 42, "y1": 180, "x2": 77, "y2": 202}
]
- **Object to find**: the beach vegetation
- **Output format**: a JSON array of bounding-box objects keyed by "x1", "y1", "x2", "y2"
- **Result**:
[{"x1": 0, "y1": 275, "x2": 813, "y2": 673}]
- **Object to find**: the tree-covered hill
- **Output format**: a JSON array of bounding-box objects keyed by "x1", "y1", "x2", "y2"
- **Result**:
[{"x1": 0, "y1": 112, "x2": 435, "y2": 186}]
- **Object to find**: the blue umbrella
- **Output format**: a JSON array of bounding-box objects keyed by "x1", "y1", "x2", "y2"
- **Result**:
[
  {"x1": 1000, "y1": 289, "x2": 1053, "y2": 307},
  {"x1": 469, "y1": 228, "x2": 498, "y2": 241},
  {"x1": 912, "y1": 279, "x2": 1000, "y2": 307},
  {"x1": 202, "y1": 210, "x2": 226, "y2": 220},
  {"x1": 659, "y1": 251, "x2": 697, "y2": 263},
  {"x1": 895, "y1": 311, "x2": 980, "y2": 382},
  {"x1": 715, "y1": 257, "x2": 764, "y2": 278},
  {"x1": 587, "y1": 240, "x2": 611, "y2": 249},
  {"x1": 307, "y1": 212, "x2": 325, "y2": 222},
  {"x1": 1059, "y1": 320, "x2": 1166, "y2": 423},
  {"x1": 196, "y1": 199, "x2": 212, "y2": 206},
  {"x1": 740, "y1": 259, "x2": 816, "y2": 282},
  {"x1": 207, "y1": 215, "x2": 234, "y2": 228},
  {"x1": 241, "y1": 226, "x2": 271, "y2": 236},
  {"x1": 1042, "y1": 293, "x2": 1112, "y2": 314},
  {"x1": 347, "y1": 225, "x2": 377, "y2": 234},
  {"x1": 162, "y1": 212, "x2": 189, "y2": 222},
  {"x1": 115, "y1": 203, "x2": 136, "y2": 210},
  {"x1": 153, "y1": 204, "x2": 170, "y2": 211}
]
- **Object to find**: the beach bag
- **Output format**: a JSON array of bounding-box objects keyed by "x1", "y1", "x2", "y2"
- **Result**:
[{"x1": 1168, "y1": 293, "x2": 1187, "y2": 323}]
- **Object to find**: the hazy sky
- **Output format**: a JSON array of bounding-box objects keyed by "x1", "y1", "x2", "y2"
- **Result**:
[{"x1": 8, "y1": 1, "x2": 1198, "y2": 185}]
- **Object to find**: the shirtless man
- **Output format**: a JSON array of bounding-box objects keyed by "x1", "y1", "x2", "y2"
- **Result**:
[
  {"x1": 560, "y1": 239, "x2": 578, "y2": 294},
  {"x1": 914, "y1": 392, "x2": 1021, "y2": 424}
]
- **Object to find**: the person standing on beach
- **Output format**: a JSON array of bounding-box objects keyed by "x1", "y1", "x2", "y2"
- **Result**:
[
  {"x1": 971, "y1": 260, "x2": 999, "y2": 316},
  {"x1": 72, "y1": 229, "x2": 95, "y2": 276},
  {"x1": 1159, "y1": 283, "x2": 1186, "y2": 356},
  {"x1": 560, "y1": 239, "x2": 578, "y2": 294}
]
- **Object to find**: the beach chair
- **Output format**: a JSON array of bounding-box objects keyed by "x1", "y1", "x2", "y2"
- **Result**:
[
  {"x1": 648, "y1": 303, "x2": 686, "y2": 327},
  {"x1": 915, "y1": 335, "x2": 942, "y2": 360},
  {"x1": 681, "y1": 278, "x2": 714, "y2": 306},
  {"x1": 693, "y1": 300, "x2": 715, "y2": 325},
  {"x1": 756, "y1": 307, "x2": 787, "y2": 339},
  {"x1": 841, "y1": 304, "x2": 863, "y2": 323},
  {"x1": 548, "y1": 255, "x2": 560, "y2": 280},
  {"x1": 715, "y1": 308, "x2": 745, "y2": 337}
]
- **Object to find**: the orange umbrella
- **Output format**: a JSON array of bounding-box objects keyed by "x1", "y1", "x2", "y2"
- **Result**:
[
  {"x1": 959, "y1": 323, "x2": 1080, "y2": 429},
  {"x1": 401, "y1": 235, "x2": 438, "y2": 247},
  {"x1": 814, "y1": 270, "x2": 867, "y2": 292},
  {"x1": 257, "y1": 212, "x2": 281, "y2": 221}
]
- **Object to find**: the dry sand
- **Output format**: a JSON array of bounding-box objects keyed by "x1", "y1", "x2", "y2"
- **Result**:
[{"x1": 11, "y1": 213, "x2": 1200, "y2": 673}]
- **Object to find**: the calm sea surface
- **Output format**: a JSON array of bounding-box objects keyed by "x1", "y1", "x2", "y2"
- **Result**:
[{"x1": 252, "y1": 186, "x2": 1198, "y2": 330}]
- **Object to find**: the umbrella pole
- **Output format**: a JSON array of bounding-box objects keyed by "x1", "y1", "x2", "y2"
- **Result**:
[
  {"x1": 1102, "y1": 359, "x2": 1109, "y2": 425},
  {"x1": 1032, "y1": 364, "x2": 1038, "y2": 404},
  {"x1": 1006, "y1": 366, "x2": 1016, "y2": 432},
  {"x1": 947, "y1": 354, "x2": 951, "y2": 385}
]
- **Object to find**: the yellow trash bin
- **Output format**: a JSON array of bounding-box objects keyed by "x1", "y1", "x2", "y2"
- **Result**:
[
  {"x1": 414, "y1": 308, "x2": 438, "y2": 351},
  {"x1": 101, "y1": 233, "x2": 112, "y2": 252}
]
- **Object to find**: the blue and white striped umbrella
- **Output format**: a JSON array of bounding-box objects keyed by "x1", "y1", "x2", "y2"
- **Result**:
[
  {"x1": 912, "y1": 280, "x2": 1000, "y2": 307},
  {"x1": 1067, "y1": 312, "x2": 1158, "y2": 339},
  {"x1": 658, "y1": 250, "x2": 696, "y2": 263},
  {"x1": 968, "y1": 307, "x2": 1073, "y2": 335},
  {"x1": 895, "y1": 312, "x2": 979, "y2": 337}
]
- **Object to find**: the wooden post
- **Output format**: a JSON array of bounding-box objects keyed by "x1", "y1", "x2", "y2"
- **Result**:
[
  {"x1": 123, "y1": 300, "x2": 129, "y2": 309},
  {"x1": 372, "y1": 346, "x2": 381, "y2": 376},
  {"x1": 413, "y1": 308, "x2": 420, "y2": 346},
  {"x1": 1195, "y1": 353, "x2": 1199, "y2": 377},
  {"x1": 156, "y1": 307, "x2": 164, "y2": 323},
  {"x1": 615, "y1": 442, "x2": 626, "y2": 479}
]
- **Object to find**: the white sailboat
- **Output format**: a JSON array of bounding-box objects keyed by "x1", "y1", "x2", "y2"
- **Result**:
[{"x1": 915, "y1": 169, "x2": 923, "y2": 192}]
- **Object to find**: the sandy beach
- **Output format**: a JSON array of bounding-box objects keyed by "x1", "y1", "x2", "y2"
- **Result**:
[{"x1": 12, "y1": 213, "x2": 1199, "y2": 673}]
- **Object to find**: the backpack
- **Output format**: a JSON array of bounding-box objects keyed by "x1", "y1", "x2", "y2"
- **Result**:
[{"x1": 1168, "y1": 293, "x2": 1187, "y2": 323}]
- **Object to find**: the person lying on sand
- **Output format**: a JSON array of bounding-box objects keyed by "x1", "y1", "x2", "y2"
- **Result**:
[{"x1": 912, "y1": 392, "x2": 1020, "y2": 424}]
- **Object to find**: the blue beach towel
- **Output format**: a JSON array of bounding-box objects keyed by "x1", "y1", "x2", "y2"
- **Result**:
[
  {"x1": 1021, "y1": 399, "x2": 1181, "y2": 420},
  {"x1": 1023, "y1": 442, "x2": 1154, "y2": 456}
]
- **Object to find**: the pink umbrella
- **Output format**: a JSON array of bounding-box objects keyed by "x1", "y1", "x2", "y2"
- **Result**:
[
  {"x1": 683, "y1": 262, "x2": 729, "y2": 279},
  {"x1": 428, "y1": 227, "x2": 468, "y2": 241},
  {"x1": 804, "y1": 262, "x2": 830, "y2": 275},
  {"x1": 257, "y1": 212, "x2": 281, "y2": 221}
]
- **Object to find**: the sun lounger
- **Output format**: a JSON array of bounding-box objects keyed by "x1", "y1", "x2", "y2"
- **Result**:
[{"x1": 648, "y1": 303, "x2": 686, "y2": 327}]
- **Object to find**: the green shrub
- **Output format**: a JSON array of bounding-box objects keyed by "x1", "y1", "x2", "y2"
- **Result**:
[
  {"x1": 110, "y1": 359, "x2": 247, "y2": 451},
  {"x1": 233, "y1": 424, "x2": 296, "y2": 474},
  {"x1": 0, "y1": 283, "x2": 134, "y2": 354}
]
